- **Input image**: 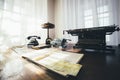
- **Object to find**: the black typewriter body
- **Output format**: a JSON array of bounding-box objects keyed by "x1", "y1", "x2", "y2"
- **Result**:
[{"x1": 64, "y1": 25, "x2": 120, "y2": 52}]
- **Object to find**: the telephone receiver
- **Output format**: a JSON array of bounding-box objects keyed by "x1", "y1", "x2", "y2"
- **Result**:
[
  {"x1": 27, "y1": 36, "x2": 41, "y2": 40},
  {"x1": 27, "y1": 36, "x2": 41, "y2": 47}
]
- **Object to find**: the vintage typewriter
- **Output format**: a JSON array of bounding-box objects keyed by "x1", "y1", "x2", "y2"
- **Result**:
[{"x1": 64, "y1": 24, "x2": 120, "y2": 51}]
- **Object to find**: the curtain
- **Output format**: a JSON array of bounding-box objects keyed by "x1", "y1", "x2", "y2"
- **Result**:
[
  {"x1": 0, "y1": 0, "x2": 47, "y2": 48},
  {"x1": 62, "y1": 0, "x2": 119, "y2": 45}
]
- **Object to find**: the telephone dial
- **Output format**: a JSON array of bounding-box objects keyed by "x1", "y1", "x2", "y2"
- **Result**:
[{"x1": 27, "y1": 36, "x2": 41, "y2": 47}]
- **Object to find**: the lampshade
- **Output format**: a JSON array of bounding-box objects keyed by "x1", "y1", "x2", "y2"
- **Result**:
[{"x1": 42, "y1": 22, "x2": 55, "y2": 29}]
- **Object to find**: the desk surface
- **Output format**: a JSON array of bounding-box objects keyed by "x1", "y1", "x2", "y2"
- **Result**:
[
  {"x1": 4, "y1": 48, "x2": 83, "y2": 80},
  {"x1": 0, "y1": 49, "x2": 55, "y2": 80}
]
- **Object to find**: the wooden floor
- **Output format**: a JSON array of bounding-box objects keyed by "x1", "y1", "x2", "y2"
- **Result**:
[{"x1": 0, "y1": 46, "x2": 120, "y2": 80}]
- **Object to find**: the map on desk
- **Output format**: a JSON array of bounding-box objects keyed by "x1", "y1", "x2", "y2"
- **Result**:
[{"x1": 14, "y1": 47, "x2": 84, "y2": 76}]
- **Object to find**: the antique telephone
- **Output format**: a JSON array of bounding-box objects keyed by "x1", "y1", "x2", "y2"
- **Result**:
[{"x1": 27, "y1": 36, "x2": 41, "y2": 47}]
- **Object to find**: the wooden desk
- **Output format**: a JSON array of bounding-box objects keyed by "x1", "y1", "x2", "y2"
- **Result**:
[
  {"x1": 0, "y1": 46, "x2": 84, "y2": 80},
  {"x1": 0, "y1": 48, "x2": 67, "y2": 80}
]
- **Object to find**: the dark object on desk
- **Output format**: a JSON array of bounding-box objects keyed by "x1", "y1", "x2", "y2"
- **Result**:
[
  {"x1": 27, "y1": 36, "x2": 41, "y2": 48},
  {"x1": 118, "y1": 44, "x2": 120, "y2": 47},
  {"x1": 61, "y1": 39, "x2": 71, "y2": 50},
  {"x1": 64, "y1": 24, "x2": 120, "y2": 51},
  {"x1": 42, "y1": 22, "x2": 55, "y2": 45}
]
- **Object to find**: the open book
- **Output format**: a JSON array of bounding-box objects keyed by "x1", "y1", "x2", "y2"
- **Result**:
[{"x1": 14, "y1": 47, "x2": 84, "y2": 76}]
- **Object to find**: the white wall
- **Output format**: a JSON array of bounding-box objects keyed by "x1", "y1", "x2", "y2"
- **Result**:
[
  {"x1": 47, "y1": 0, "x2": 55, "y2": 39},
  {"x1": 54, "y1": 0, "x2": 64, "y2": 38},
  {"x1": 118, "y1": 0, "x2": 120, "y2": 45},
  {"x1": 108, "y1": 0, "x2": 120, "y2": 46}
]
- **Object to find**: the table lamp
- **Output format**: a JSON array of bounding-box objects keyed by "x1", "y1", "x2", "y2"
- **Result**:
[{"x1": 42, "y1": 22, "x2": 55, "y2": 45}]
